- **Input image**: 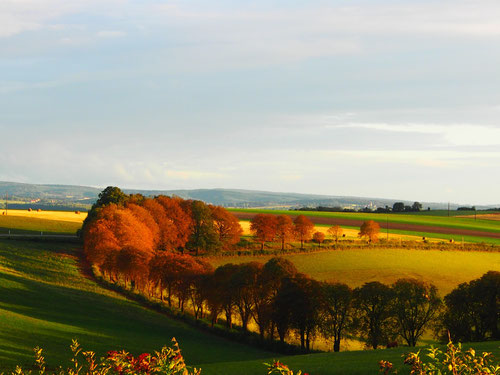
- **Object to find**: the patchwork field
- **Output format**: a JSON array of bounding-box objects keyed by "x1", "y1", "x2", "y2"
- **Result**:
[
  {"x1": 232, "y1": 209, "x2": 500, "y2": 244},
  {"x1": 0, "y1": 211, "x2": 499, "y2": 374}
]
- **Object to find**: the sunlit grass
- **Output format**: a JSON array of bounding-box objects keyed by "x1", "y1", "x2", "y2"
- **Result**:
[{"x1": 0, "y1": 240, "x2": 272, "y2": 370}]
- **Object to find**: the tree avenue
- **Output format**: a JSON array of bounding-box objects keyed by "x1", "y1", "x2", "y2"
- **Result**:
[{"x1": 83, "y1": 187, "x2": 500, "y2": 353}]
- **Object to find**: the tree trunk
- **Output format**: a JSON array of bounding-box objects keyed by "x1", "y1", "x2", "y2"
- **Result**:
[{"x1": 333, "y1": 339, "x2": 340, "y2": 352}]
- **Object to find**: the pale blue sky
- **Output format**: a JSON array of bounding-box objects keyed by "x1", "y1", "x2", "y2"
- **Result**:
[{"x1": 1, "y1": 0, "x2": 500, "y2": 204}]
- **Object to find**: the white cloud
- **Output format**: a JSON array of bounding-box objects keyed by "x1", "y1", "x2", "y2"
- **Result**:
[{"x1": 328, "y1": 123, "x2": 500, "y2": 147}]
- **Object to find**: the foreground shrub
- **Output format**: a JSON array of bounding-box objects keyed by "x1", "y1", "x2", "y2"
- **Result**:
[
  {"x1": 379, "y1": 340, "x2": 500, "y2": 374},
  {"x1": 13, "y1": 338, "x2": 201, "y2": 375}
]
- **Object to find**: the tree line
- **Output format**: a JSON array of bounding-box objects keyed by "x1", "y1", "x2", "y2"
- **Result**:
[{"x1": 83, "y1": 187, "x2": 499, "y2": 352}]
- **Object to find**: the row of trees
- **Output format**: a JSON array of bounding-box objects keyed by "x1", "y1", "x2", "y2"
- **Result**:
[
  {"x1": 250, "y1": 213, "x2": 381, "y2": 248},
  {"x1": 94, "y1": 240, "x2": 446, "y2": 351},
  {"x1": 83, "y1": 187, "x2": 244, "y2": 268}
]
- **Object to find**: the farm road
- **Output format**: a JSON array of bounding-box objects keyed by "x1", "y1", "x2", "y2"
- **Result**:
[{"x1": 233, "y1": 212, "x2": 500, "y2": 240}]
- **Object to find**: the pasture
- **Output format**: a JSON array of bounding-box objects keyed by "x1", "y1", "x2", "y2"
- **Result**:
[
  {"x1": 0, "y1": 240, "x2": 272, "y2": 369},
  {"x1": 207, "y1": 248, "x2": 500, "y2": 295}
]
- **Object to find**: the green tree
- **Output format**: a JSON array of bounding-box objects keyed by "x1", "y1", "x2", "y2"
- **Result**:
[
  {"x1": 186, "y1": 200, "x2": 220, "y2": 255},
  {"x1": 354, "y1": 281, "x2": 395, "y2": 349},
  {"x1": 392, "y1": 202, "x2": 405, "y2": 212},
  {"x1": 320, "y1": 282, "x2": 354, "y2": 352},
  {"x1": 392, "y1": 278, "x2": 442, "y2": 347}
]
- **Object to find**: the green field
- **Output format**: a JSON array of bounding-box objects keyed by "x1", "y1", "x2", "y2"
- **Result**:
[
  {"x1": 0, "y1": 240, "x2": 273, "y2": 370},
  {"x1": 230, "y1": 209, "x2": 500, "y2": 234},
  {"x1": 207, "y1": 248, "x2": 500, "y2": 295}
]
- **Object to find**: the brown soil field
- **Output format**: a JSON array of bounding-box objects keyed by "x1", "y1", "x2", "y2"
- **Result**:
[{"x1": 233, "y1": 212, "x2": 500, "y2": 240}]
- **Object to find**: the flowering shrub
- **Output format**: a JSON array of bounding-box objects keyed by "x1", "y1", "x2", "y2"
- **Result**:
[
  {"x1": 265, "y1": 361, "x2": 308, "y2": 375},
  {"x1": 379, "y1": 340, "x2": 500, "y2": 375},
  {"x1": 13, "y1": 338, "x2": 200, "y2": 375}
]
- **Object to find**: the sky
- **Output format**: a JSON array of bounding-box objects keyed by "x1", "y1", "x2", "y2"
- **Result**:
[{"x1": 1, "y1": 0, "x2": 500, "y2": 205}]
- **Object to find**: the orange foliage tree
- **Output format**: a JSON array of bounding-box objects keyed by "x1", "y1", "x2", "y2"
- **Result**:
[
  {"x1": 313, "y1": 231, "x2": 325, "y2": 247},
  {"x1": 84, "y1": 204, "x2": 155, "y2": 269},
  {"x1": 210, "y1": 205, "x2": 243, "y2": 249},
  {"x1": 141, "y1": 199, "x2": 178, "y2": 251},
  {"x1": 156, "y1": 196, "x2": 193, "y2": 250},
  {"x1": 275, "y1": 215, "x2": 294, "y2": 251},
  {"x1": 327, "y1": 225, "x2": 343, "y2": 244},
  {"x1": 359, "y1": 220, "x2": 380, "y2": 243},
  {"x1": 250, "y1": 214, "x2": 278, "y2": 250},
  {"x1": 293, "y1": 215, "x2": 314, "y2": 249}
]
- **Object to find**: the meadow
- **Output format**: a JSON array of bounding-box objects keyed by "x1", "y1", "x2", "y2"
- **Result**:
[
  {"x1": 0, "y1": 210, "x2": 85, "y2": 235},
  {"x1": 207, "y1": 248, "x2": 500, "y2": 295},
  {"x1": 0, "y1": 240, "x2": 272, "y2": 370}
]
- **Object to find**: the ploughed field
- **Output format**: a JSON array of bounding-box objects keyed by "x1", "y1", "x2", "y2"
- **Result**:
[{"x1": 231, "y1": 209, "x2": 500, "y2": 244}]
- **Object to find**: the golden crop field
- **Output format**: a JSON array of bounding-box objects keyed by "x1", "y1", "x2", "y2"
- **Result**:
[{"x1": 0, "y1": 209, "x2": 87, "y2": 223}]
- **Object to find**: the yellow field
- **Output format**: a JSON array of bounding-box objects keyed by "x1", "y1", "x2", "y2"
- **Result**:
[{"x1": 0, "y1": 209, "x2": 87, "y2": 223}]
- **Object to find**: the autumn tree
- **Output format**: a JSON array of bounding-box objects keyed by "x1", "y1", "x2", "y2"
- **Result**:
[
  {"x1": 353, "y1": 281, "x2": 395, "y2": 349},
  {"x1": 115, "y1": 246, "x2": 152, "y2": 290},
  {"x1": 83, "y1": 204, "x2": 155, "y2": 268},
  {"x1": 293, "y1": 215, "x2": 314, "y2": 249},
  {"x1": 142, "y1": 199, "x2": 178, "y2": 251},
  {"x1": 358, "y1": 220, "x2": 380, "y2": 243},
  {"x1": 211, "y1": 263, "x2": 239, "y2": 329},
  {"x1": 250, "y1": 214, "x2": 278, "y2": 250},
  {"x1": 210, "y1": 205, "x2": 243, "y2": 249},
  {"x1": 313, "y1": 232, "x2": 325, "y2": 247},
  {"x1": 320, "y1": 282, "x2": 354, "y2": 352},
  {"x1": 156, "y1": 196, "x2": 193, "y2": 250},
  {"x1": 126, "y1": 203, "x2": 160, "y2": 249},
  {"x1": 392, "y1": 278, "x2": 442, "y2": 347},
  {"x1": 275, "y1": 215, "x2": 294, "y2": 251},
  {"x1": 189, "y1": 259, "x2": 214, "y2": 320},
  {"x1": 82, "y1": 186, "x2": 129, "y2": 237},
  {"x1": 327, "y1": 225, "x2": 343, "y2": 244},
  {"x1": 187, "y1": 200, "x2": 220, "y2": 255}
]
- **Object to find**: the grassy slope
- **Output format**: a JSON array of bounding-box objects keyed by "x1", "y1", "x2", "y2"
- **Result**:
[
  {"x1": 230, "y1": 209, "x2": 500, "y2": 234},
  {"x1": 207, "y1": 248, "x2": 500, "y2": 295},
  {"x1": 201, "y1": 340, "x2": 500, "y2": 375},
  {"x1": 0, "y1": 240, "x2": 272, "y2": 369}
]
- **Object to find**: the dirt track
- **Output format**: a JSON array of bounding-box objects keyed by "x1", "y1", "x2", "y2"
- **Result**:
[{"x1": 233, "y1": 212, "x2": 500, "y2": 240}]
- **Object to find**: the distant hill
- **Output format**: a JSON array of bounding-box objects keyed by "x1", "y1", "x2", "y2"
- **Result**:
[{"x1": 0, "y1": 181, "x2": 496, "y2": 211}]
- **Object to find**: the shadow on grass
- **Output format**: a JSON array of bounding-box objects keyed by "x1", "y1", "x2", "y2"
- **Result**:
[{"x1": 0, "y1": 243, "x2": 273, "y2": 370}]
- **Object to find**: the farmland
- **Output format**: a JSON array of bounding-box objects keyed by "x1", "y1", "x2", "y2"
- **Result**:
[
  {"x1": 0, "y1": 210, "x2": 85, "y2": 235},
  {"x1": 231, "y1": 209, "x2": 500, "y2": 244},
  {"x1": 0, "y1": 207, "x2": 499, "y2": 374},
  {"x1": 206, "y1": 248, "x2": 500, "y2": 296}
]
